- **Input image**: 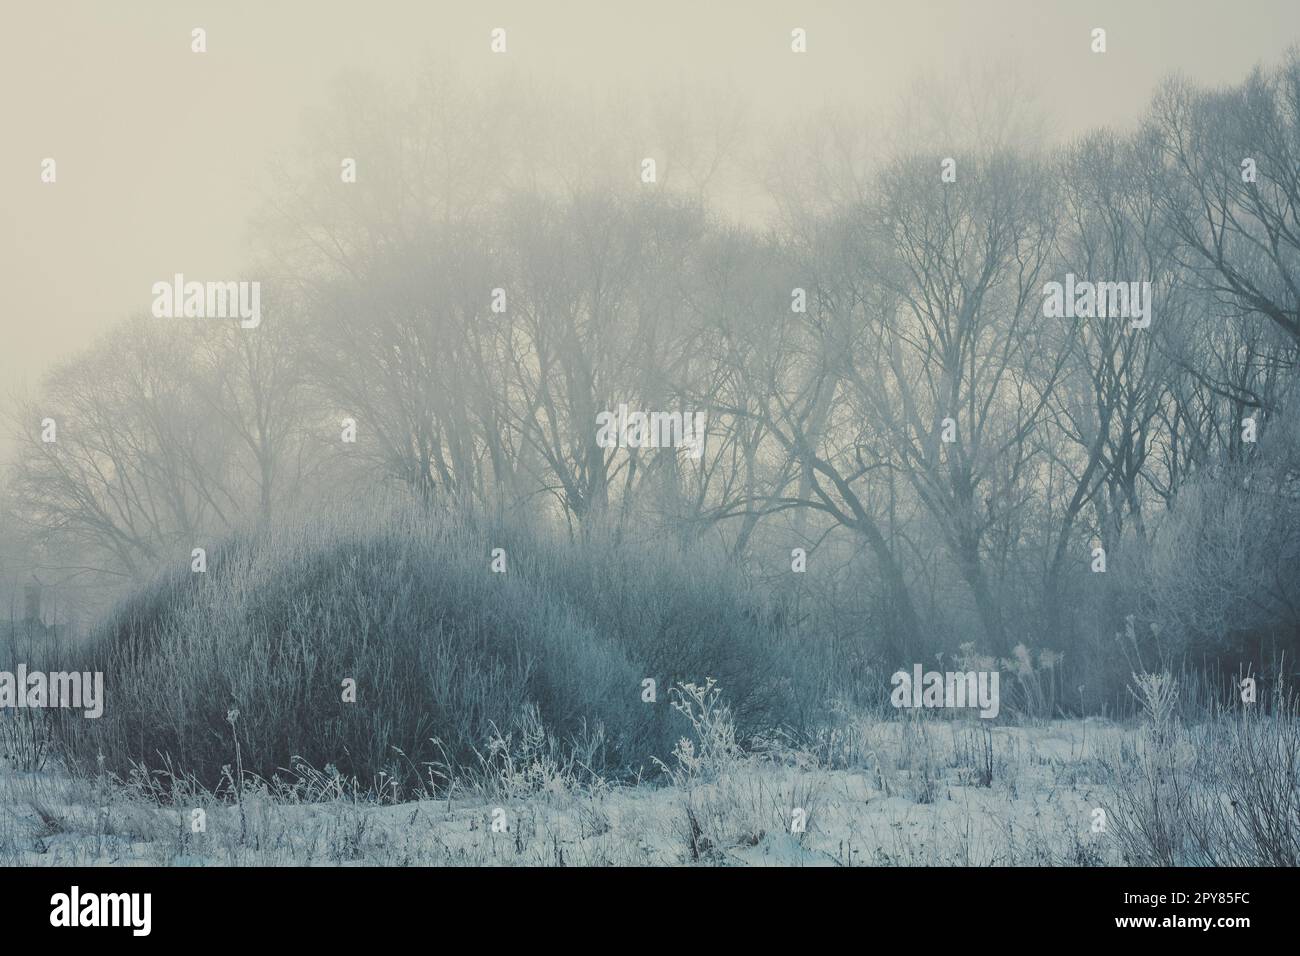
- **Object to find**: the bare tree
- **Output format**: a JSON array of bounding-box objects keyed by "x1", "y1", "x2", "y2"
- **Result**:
[
  {"x1": 854, "y1": 152, "x2": 1060, "y2": 652},
  {"x1": 1151, "y1": 53, "x2": 1300, "y2": 349}
]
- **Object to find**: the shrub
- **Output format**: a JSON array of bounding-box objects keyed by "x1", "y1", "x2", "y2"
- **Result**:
[
  {"x1": 57, "y1": 492, "x2": 808, "y2": 794},
  {"x1": 1105, "y1": 688, "x2": 1300, "y2": 866}
]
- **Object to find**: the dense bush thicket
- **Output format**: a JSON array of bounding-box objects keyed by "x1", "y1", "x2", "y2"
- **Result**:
[{"x1": 57, "y1": 493, "x2": 817, "y2": 791}]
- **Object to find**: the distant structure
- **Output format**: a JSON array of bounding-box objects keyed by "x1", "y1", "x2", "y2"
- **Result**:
[
  {"x1": 1, "y1": 577, "x2": 68, "y2": 645},
  {"x1": 24, "y1": 582, "x2": 40, "y2": 624}
]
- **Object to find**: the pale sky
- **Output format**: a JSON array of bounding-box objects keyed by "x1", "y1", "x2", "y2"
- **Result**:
[{"x1": 2, "y1": 0, "x2": 1298, "y2": 433}]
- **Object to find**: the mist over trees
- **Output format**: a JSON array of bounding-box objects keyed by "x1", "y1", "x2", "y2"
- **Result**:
[{"x1": 7, "y1": 54, "x2": 1300, "y2": 712}]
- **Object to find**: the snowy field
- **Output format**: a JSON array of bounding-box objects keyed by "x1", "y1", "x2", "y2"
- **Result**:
[{"x1": 0, "y1": 716, "x2": 1183, "y2": 867}]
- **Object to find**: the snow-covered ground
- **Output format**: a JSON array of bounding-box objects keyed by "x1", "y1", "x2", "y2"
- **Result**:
[{"x1": 1, "y1": 717, "x2": 1140, "y2": 866}]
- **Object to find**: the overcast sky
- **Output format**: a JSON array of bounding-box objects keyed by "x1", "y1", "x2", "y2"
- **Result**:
[{"x1": 2, "y1": 0, "x2": 1298, "y2": 433}]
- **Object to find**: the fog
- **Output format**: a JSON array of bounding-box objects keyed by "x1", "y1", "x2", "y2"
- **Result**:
[
  {"x1": 4, "y1": 0, "x2": 1300, "y2": 880},
  {"x1": 4, "y1": 0, "x2": 1299, "y2": 415}
]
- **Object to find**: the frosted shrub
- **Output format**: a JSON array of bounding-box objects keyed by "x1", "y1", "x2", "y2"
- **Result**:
[
  {"x1": 652, "y1": 679, "x2": 740, "y2": 784},
  {"x1": 1129, "y1": 671, "x2": 1179, "y2": 743}
]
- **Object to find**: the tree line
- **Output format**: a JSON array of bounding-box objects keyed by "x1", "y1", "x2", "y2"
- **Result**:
[{"x1": 7, "y1": 57, "x2": 1300, "y2": 707}]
